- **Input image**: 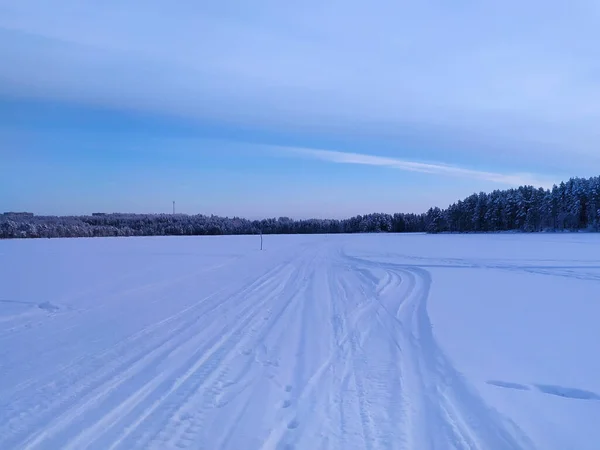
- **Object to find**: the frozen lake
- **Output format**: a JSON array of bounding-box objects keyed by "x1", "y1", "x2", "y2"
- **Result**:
[{"x1": 1, "y1": 233, "x2": 599, "y2": 449}]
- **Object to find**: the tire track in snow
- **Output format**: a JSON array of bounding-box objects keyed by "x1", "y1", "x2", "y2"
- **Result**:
[
  {"x1": 3, "y1": 240, "x2": 537, "y2": 450},
  {"x1": 345, "y1": 254, "x2": 534, "y2": 449},
  {"x1": 141, "y1": 257, "x2": 314, "y2": 450},
  {"x1": 202, "y1": 249, "x2": 330, "y2": 450},
  {"x1": 8, "y1": 259, "x2": 298, "y2": 450},
  {"x1": 4, "y1": 258, "x2": 284, "y2": 406},
  {"x1": 262, "y1": 254, "x2": 413, "y2": 450},
  {"x1": 71, "y1": 261, "x2": 301, "y2": 450},
  {"x1": 263, "y1": 249, "x2": 357, "y2": 450},
  {"x1": 101, "y1": 248, "x2": 322, "y2": 450}
]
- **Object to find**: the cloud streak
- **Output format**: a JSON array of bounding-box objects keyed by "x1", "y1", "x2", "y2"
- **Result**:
[
  {"x1": 1, "y1": 1, "x2": 600, "y2": 175},
  {"x1": 278, "y1": 147, "x2": 555, "y2": 188}
]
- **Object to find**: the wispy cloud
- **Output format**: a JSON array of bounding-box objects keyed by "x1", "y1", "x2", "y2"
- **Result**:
[
  {"x1": 277, "y1": 147, "x2": 555, "y2": 188},
  {"x1": 1, "y1": 1, "x2": 600, "y2": 172}
]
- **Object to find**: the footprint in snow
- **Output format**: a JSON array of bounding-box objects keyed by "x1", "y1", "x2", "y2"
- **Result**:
[
  {"x1": 487, "y1": 380, "x2": 530, "y2": 391},
  {"x1": 535, "y1": 384, "x2": 600, "y2": 400},
  {"x1": 179, "y1": 412, "x2": 193, "y2": 421},
  {"x1": 38, "y1": 301, "x2": 60, "y2": 312},
  {"x1": 488, "y1": 380, "x2": 600, "y2": 400}
]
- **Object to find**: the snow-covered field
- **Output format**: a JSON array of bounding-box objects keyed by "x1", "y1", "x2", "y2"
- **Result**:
[{"x1": 1, "y1": 233, "x2": 599, "y2": 450}]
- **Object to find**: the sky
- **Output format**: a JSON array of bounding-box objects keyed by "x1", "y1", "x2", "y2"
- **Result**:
[{"x1": 1, "y1": 1, "x2": 600, "y2": 218}]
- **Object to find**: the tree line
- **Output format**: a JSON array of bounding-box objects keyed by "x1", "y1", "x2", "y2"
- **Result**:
[
  {"x1": 0, "y1": 211, "x2": 425, "y2": 239},
  {"x1": 2, "y1": 175, "x2": 599, "y2": 239},
  {"x1": 425, "y1": 176, "x2": 600, "y2": 233}
]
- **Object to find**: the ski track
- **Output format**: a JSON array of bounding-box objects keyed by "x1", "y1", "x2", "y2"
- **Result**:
[{"x1": 0, "y1": 239, "x2": 536, "y2": 450}]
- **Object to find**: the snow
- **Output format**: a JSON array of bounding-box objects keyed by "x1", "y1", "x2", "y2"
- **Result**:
[{"x1": 1, "y1": 233, "x2": 599, "y2": 449}]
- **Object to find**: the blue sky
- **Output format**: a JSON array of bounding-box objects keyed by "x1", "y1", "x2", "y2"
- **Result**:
[{"x1": 1, "y1": 1, "x2": 600, "y2": 218}]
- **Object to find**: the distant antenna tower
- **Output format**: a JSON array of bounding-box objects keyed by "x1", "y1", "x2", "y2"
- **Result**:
[{"x1": 173, "y1": 201, "x2": 175, "y2": 215}]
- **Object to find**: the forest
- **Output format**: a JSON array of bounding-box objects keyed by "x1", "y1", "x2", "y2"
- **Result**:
[{"x1": 2, "y1": 175, "x2": 599, "y2": 239}]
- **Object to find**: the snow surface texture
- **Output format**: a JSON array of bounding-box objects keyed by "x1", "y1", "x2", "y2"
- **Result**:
[{"x1": 1, "y1": 233, "x2": 599, "y2": 450}]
